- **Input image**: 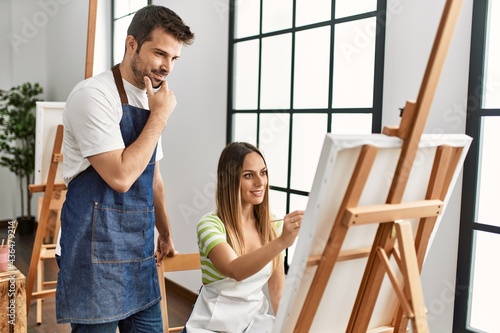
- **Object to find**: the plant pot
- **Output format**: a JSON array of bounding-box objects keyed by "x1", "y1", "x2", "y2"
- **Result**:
[{"x1": 16, "y1": 216, "x2": 36, "y2": 235}]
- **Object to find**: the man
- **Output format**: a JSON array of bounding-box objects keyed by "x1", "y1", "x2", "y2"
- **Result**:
[{"x1": 56, "y1": 5, "x2": 195, "y2": 332}]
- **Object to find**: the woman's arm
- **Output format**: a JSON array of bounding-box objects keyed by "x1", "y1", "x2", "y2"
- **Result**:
[
  {"x1": 267, "y1": 260, "x2": 285, "y2": 314},
  {"x1": 208, "y1": 210, "x2": 304, "y2": 281}
]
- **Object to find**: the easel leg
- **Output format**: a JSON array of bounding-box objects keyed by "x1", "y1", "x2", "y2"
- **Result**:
[
  {"x1": 395, "y1": 221, "x2": 429, "y2": 333},
  {"x1": 36, "y1": 257, "x2": 43, "y2": 324}
]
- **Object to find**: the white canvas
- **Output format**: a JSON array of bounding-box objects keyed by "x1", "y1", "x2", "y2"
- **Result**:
[{"x1": 34, "y1": 101, "x2": 65, "y2": 185}]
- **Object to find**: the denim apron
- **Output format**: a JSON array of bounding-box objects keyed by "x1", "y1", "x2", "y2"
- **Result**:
[
  {"x1": 56, "y1": 64, "x2": 160, "y2": 324},
  {"x1": 185, "y1": 263, "x2": 274, "y2": 332}
]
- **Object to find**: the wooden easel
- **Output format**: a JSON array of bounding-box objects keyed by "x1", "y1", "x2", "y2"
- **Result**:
[
  {"x1": 26, "y1": 125, "x2": 65, "y2": 321},
  {"x1": 26, "y1": 0, "x2": 98, "y2": 316},
  {"x1": 291, "y1": 0, "x2": 465, "y2": 332}
]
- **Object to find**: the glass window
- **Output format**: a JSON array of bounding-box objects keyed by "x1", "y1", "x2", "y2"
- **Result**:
[
  {"x1": 233, "y1": 40, "x2": 260, "y2": 110},
  {"x1": 113, "y1": 0, "x2": 146, "y2": 19},
  {"x1": 293, "y1": 26, "x2": 331, "y2": 109},
  {"x1": 112, "y1": 0, "x2": 149, "y2": 66},
  {"x1": 233, "y1": 113, "x2": 257, "y2": 145},
  {"x1": 235, "y1": 0, "x2": 260, "y2": 38},
  {"x1": 332, "y1": 18, "x2": 376, "y2": 108},
  {"x1": 476, "y1": 117, "x2": 500, "y2": 227},
  {"x1": 113, "y1": 15, "x2": 132, "y2": 65},
  {"x1": 260, "y1": 34, "x2": 292, "y2": 110},
  {"x1": 455, "y1": 1, "x2": 500, "y2": 331},
  {"x1": 468, "y1": 231, "x2": 500, "y2": 332},
  {"x1": 259, "y1": 113, "x2": 290, "y2": 188},
  {"x1": 269, "y1": 189, "x2": 287, "y2": 220},
  {"x1": 262, "y1": 0, "x2": 293, "y2": 33},
  {"x1": 331, "y1": 113, "x2": 372, "y2": 134},
  {"x1": 483, "y1": 0, "x2": 500, "y2": 108},
  {"x1": 335, "y1": 0, "x2": 377, "y2": 19},
  {"x1": 295, "y1": 0, "x2": 331, "y2": 27},
  {"x1": 291, "y1": 114, "x2": 328, "y2": 192},
  {"x1": 229, "y1": 0, "x2": 385, "y2": 268}
]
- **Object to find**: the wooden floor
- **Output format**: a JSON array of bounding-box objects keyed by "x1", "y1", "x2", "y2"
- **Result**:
[{"x1": 0, "y1": 223, "x2": 195, "y2": 332}]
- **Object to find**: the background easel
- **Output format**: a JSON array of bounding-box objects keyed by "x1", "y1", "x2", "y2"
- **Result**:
[
  {"x1": 273, "y1": 0, "x2": 468, "y2": 332},
  {"x1": 25, "y1": 0, "x2": 98, "y2": 318}
]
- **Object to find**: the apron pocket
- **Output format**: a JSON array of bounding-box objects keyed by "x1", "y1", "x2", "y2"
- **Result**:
[
  {"x1": 206, "y1": 295, "x2": 248, "y2": 332},
  {"x1": 91, "y1": 202, "x2": 154, "y2": 263}
]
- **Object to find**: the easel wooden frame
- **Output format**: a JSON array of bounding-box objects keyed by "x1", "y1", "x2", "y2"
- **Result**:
[
  {"x1": 282, "y1": 0, "x2": 466, "y2": 332},
  {"x1": 26, "y1": 0, "x2": 98, "y2": 315},
  {"x1": 26, "y1": 125, "x2": 65, "y2": 314}
]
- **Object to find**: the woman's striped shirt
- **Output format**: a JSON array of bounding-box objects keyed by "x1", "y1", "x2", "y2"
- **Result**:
[{"x1": 196, "y1": 212, "x2": 283, "y2": 285}]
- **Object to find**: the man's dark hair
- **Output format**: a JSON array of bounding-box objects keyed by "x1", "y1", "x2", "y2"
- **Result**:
[{"x1": 127, "y1": 5, "x2": 195, "y2": 51}]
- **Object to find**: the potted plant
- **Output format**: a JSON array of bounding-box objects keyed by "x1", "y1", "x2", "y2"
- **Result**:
[{"x1": 0, "y1": 82, "x2": 44, "y2": 234}]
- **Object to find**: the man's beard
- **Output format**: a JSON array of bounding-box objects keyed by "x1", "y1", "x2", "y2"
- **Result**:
[{"x1": 130, "y1": 52, "x2": 167, "y2": 89}]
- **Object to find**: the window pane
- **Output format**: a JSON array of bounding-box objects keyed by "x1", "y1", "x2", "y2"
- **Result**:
[
  {"x1": 113, "y1": 16, "x2": 133, "y2": 65},
  {"x1": 331, "y1": 113, "x2": 372, "y2": 134},
  {"x1": 262, "y1": 0, "x2": 293, "y2": 33},
  {"x1": 233, "y1": 113, "x2": 257, "y2": 145},
  {"x1": 468, "y1": 231, "x2": 500, "y2": 332},
  {"x1": 259, "y1": 113, "x2": 290, "y2": 188},
  {"x1": 260, "y1": 34, "x2": 292, "y2": 109},
  {"x1": 335, "y1": 0, "x2": 377, "y2": 19},
  {"x1": 114, "y1": 0, "x2": 147, "y2": 19},
  {"x1": 293, "y1": 27, "x2": 331, "y2": 109},
  {"x1": 269, "y1": 189, "x2": 287, "y2": 220},
  {"x1": 233, "y1": 40, "x2": 260, "y2": 109},
  {"x1": 235, "y1": 0, "x2": 260, "y2": 38},
  {"x1": 295, "y1": 0, "x2": 331, "y2": 27},
  {"x1": 332, "y1": 18, "x2": 376, "y2": 108},
  {"x1": 483, "y1": 0, "x2": 500, "y2": 108},
  {"x1": 290, "y1": 114, "x2": 327, "y2": 191},
  {"x1": 476, "y1": 116, "x2": 500, "y2": 227},
  {"x1": 290, "y1": 194, "x2": 308, "y2": 212}
]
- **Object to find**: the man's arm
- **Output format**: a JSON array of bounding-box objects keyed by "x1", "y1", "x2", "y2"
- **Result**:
[
  {"x1": 153, "y1": 162, "x2": 176, "y2": 263},
  {"x1": 88, "y1": 77, "x2": 176, "y2": 192}
]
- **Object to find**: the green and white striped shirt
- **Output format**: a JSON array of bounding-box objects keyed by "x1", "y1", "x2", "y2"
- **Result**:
[{"x1": 196, "y1": 213, "x2": 283, "y2": 285}]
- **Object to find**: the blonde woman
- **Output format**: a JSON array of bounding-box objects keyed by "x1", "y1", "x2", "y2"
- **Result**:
[{"x1": 184, "y1": 142, "x2": 304, "y2": 333}]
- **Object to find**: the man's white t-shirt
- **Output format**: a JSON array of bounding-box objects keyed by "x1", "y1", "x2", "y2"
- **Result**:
[
  {"x1": 62, "y1": 69, "x2": 163, "y2": 185},
  {"x1": 57, "y1": 70, "x2": 163, "y2": 255}
]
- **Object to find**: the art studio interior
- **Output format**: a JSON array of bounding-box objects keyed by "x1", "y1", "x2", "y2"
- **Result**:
[{"x1": 0, "y1": 0, "x2": 498, "y2": 332}]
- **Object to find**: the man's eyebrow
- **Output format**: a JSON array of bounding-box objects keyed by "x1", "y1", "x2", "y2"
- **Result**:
[
  {"x1": 153, "y1": 48, "x2": 167, "y2": 54},
  {"x1": 152, "y1": 48, "x2": 180, "y2": 59}
]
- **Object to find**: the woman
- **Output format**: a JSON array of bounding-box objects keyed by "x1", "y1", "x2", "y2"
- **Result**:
[{"x1": 183, "y1": 142, "x2": 304, "y2": 333}]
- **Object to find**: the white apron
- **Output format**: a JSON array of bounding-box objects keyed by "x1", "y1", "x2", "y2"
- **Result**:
[{"x1": 185, "y1": 263, "x2": 274, "y2": 333}]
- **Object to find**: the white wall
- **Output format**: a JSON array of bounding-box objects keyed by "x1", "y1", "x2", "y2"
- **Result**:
[
  {"x1": 382, "y1": 0, "x2": 473, "y2": 331},
  {"x1": 0, "y1": 0, "x2": 110, "y2": 220},
  {"x1": 0, "y1": 0, "x2": 82, "y2": 220},
  {"x1": 0, "y1": 0, "x2": 474, "y2": 331}
]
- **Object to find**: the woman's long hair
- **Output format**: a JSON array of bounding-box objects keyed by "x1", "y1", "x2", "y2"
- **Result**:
[{"x1": 215, "y1": 142, "x2": 281, "y2": 270}]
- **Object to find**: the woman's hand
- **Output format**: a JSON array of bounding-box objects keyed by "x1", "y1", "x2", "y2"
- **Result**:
[{"x1": 279, "y1": 210, "x2": 305, "y2": 248}]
